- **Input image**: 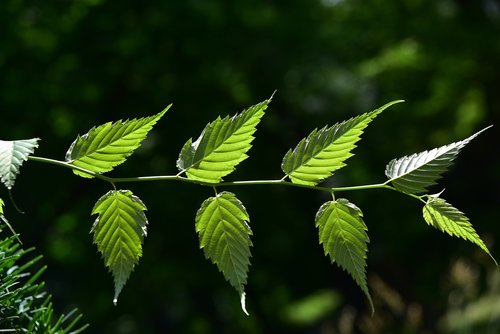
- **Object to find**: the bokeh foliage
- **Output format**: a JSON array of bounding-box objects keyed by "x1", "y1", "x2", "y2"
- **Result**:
[{"x1": 1, "y1": 0, "x2": 499, "y2": 333}]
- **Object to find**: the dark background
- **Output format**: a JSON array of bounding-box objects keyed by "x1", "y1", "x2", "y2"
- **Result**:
[{"x1": 1, "y1": 0, "x2": 499, "y2": 333}]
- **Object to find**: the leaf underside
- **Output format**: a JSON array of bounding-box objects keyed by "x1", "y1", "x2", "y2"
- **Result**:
[
  {"x1": 282, "y1": 100, "x2": 403, "y2": 186},
  {"x1": 91, "y1": 189, "x2": 148, "y2": 303},
  {"x1": 315, "y1": 198, "x2": 373, "y2": 311},
  {"x1": 423, "y1": 197, "x2": 496, "y2": 264},
  {"x1": 0, "y1": 138, "x2": 40, "y2": 189},
  {"x1": 195, "y1": 191, "x2": 253, "y2": 314},
  {"x1": 385, "y1": 126, "x2": 492, "y2": 194},
  {"x1": 66, "y1": 105, "x2": 170, "y2": 178},
  {"x1": 177, "y1": 97, "x2": 271, "y2": 183}
]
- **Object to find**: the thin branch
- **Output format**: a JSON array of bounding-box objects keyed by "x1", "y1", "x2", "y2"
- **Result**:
[{"x1": 28, "y1": 156, "x2": 398, "y2": 195}]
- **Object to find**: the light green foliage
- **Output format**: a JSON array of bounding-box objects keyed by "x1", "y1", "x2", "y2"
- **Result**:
[
  {"x1": 0, "y1": 138, "x2": 40, "y2": 189},
  {"x1": 195, "y1": 191, "x2": 253, "y2": 314},
  {"x1": 0, "y1": 197, "x2": 6, "y2": 225},
  {"x1": 282, "y1": 101, "x2": 403, "y2": 186},
  {"x1": 0, "y1": 197, "x2": 18, "y2": 241},
  {"x1": 385, "y1": 126, "x2": 491, "y2": 194},
  {"x1": 423, "y1": 197, "x2": 496, "y2": 264},
  {"x1": 177, "y1": 98, "x2": 269, "y2": 183},
  {"x1": 91, "y1": 189, "x2": 148, "y2": 303},
  {"x1": 0, "y1": 98, "x2": 495, "y2": 315},
  {"x1": 315, "y1": 198, "x2": 373, "y2": 311},
  {"x1": 65, "y1": 106, "x2": 170, "y2": 178}
]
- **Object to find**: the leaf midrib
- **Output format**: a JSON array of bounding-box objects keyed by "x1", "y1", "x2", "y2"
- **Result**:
[
  {"x1": 215, "y1": 198, "x2": 247, "y2": 289},
  {"x1": 71, "y1": 120, "x2": 152, "y2": 161},
  {"x1": 187, "y1": 114, "x2": 260, "y2": 171},
  {"x1": 287, "y1": 120, "x2": 367, "y2": 175}
]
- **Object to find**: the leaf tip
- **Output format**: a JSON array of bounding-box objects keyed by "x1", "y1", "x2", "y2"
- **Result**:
[
  {"x1": 113, "y1": 279, "x2": 125, "y2": 305},
  {"x1": 488, "y1": 253, "x2": 498, "y2": 267},
  {"x1": 367, "y1": 293, "x2": 375, "y2": 316},
  {"x1": 159, "y1": 103, "x2": 173, "y2": 117},
  {"x1": 269, "y1": 90, "x2": 277, "y2": 101},
  {"x1": 240, "y1": 292, "x2": 249, "y2": 316},
  {"x1": 384, "y1": 99, "x2": 405, "y2": 109},
  {"x1": 476, "y1": 124, "x2": 493, "y2": 135}
]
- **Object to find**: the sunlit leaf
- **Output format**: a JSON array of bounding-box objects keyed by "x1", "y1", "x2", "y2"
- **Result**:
[
  {"x1": 282, "y1": 101, "x2": 403, "y2": 185},
  {"x1": 66, "y1": 106, "x2": 170, "y2": 178},
  {"x1": 0, "y1": 138, "x2": 40, "y2": 189},
  {"x1": 423, "y1": 197, "x2": 496, "y2": 264},
  {"x1": 385, "y1": 126, "x2": 491, "y2": 194},
  {"x1": 0, "y1": 197, "x2": 20, "y2": 242},
  {"x1": 177, "y1": 97, "x2": 270, "y2": 183},
  {"x1": 91, "y1": 189, "x2": 148, "y2": 303},
  {"x1": 195, "y1": 191, "x2": 253, "y2": 314},
  {"x1": 315, "y1": 198, "x2": 373, "y2": 311}
]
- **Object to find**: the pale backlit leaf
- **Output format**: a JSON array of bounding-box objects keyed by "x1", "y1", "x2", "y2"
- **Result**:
[
  {"x1": 195, "y1": 191, "x2": 253, "y2": 314},
  {"x1": 315, "y1": 198, "x2": 373, "y2": 311},
  {"x1": 423, "y1": 197, "x2": 496, "y2": 264},
  {"x1": 177, "y1": 98, "x2": 270, "y2": 183},
  {"x1": 282, "y1": 101, "x2": 403, "y2": 185},
  {"x1": 66, "y1": 106, "x2": 170, "y2": 178},
  {"x1": 91, "y1": 189, "x2": 148, "y2": 303},
  {"x1": 385, "y1": 126, "x2": 492, "y2": 194},
  {"x1": 0, "y1": 138, "x2": 40, "y2": 189}
]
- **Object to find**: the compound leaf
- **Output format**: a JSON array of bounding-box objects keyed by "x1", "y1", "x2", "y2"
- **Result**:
[
  {"x1": 66, "y1": 106, "x2": 170, "y2": 178},
  {"x1": 195, "y1": 191, "x2": 253, "y2": 314},
  {"x1": 315, "y1": 198, "x2": 373, "y2": 311},
  {"x1": 177, "y1": 98, "x2": 270, "y2": 183},
  {"x1": 423, "y1": 197, "x2": 496, "y2": 265},
  {"x1": 282, "y1": 100, "x2": 403, "y2": 185},
  {"x1": 385, "y1": 126, "x2": 491, "y2": 194},
  {"x1": 91, "y1": 189, "x2": 148, "y2": 303},
  {"x1": 0, "y1": 138, "x2": 40, "y2": 189}
]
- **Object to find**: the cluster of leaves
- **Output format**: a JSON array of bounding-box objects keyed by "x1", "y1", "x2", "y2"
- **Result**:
[
  {"x1": 0, "y1": 208, "x2": 88, "y2": 332},
  {"x1": 0, "y1": 97, "x2": 495, "y2": 315}
]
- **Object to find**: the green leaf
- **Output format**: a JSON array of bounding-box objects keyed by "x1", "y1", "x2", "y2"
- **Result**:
[
  {"x1": 385, "y1": 126, "x2": 492, "y2": 194},
  {"x1": 0, "y1": 197, "x2": 20, "y2": 243},
  {"x1": 177, "y1": 98, "x2": 270, "y2": 183},
  {"x1": 0, "y1": 138, "x2": 40, "y2": 189},
  {"x1": 91, "y1": 189, "x2": 148, "y2": 303},
  {"x1": 66, "y1": 105, "x2": 170, "y2": 178},
  {"x1": 315, "y1": 198, "x2": 373, "y2": 311},
  {"x1": 282, "y1": 100, "x2": 403, "y2": 185},
  {"x1": 423, "y1": 197, "x2": 496, "y2": 265},
  {"x1": 195, "y1": 191, "x2": 253, "y2": 314}
]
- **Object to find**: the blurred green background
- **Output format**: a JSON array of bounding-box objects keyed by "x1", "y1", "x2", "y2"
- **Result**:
[{"x1": 1, "y1": 0, "x2": 499, "y2": 333}]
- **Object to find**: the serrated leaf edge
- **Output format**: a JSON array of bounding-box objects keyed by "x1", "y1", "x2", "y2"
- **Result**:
[
  {"x1": 282, "y1": 100, "x2": 403, "y2": 186},
  {"x1": 91, "y1": 189, "x2": 149, "y2": 303},
  {"x1": 423, "y1": 196, "x2": 497, "y2": 265},
  {"x1": 195, "y1": 191, "x2": 253, "y2": 314},
  {"x1": 0, "y1": 138, "x2": 40, "y2": 189},
  {"x1": 66, "y1": 106, "x2": 170, "y2": 178},
  {"x1": 177, "y1": 97, "x2": 271, "y2": 183},
  {"x1": 385, "y1": 126, "x2": 492, "y2": 194},
  {"x1": 315, "y1": 198, "x2": 374, "y2": 312}
]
